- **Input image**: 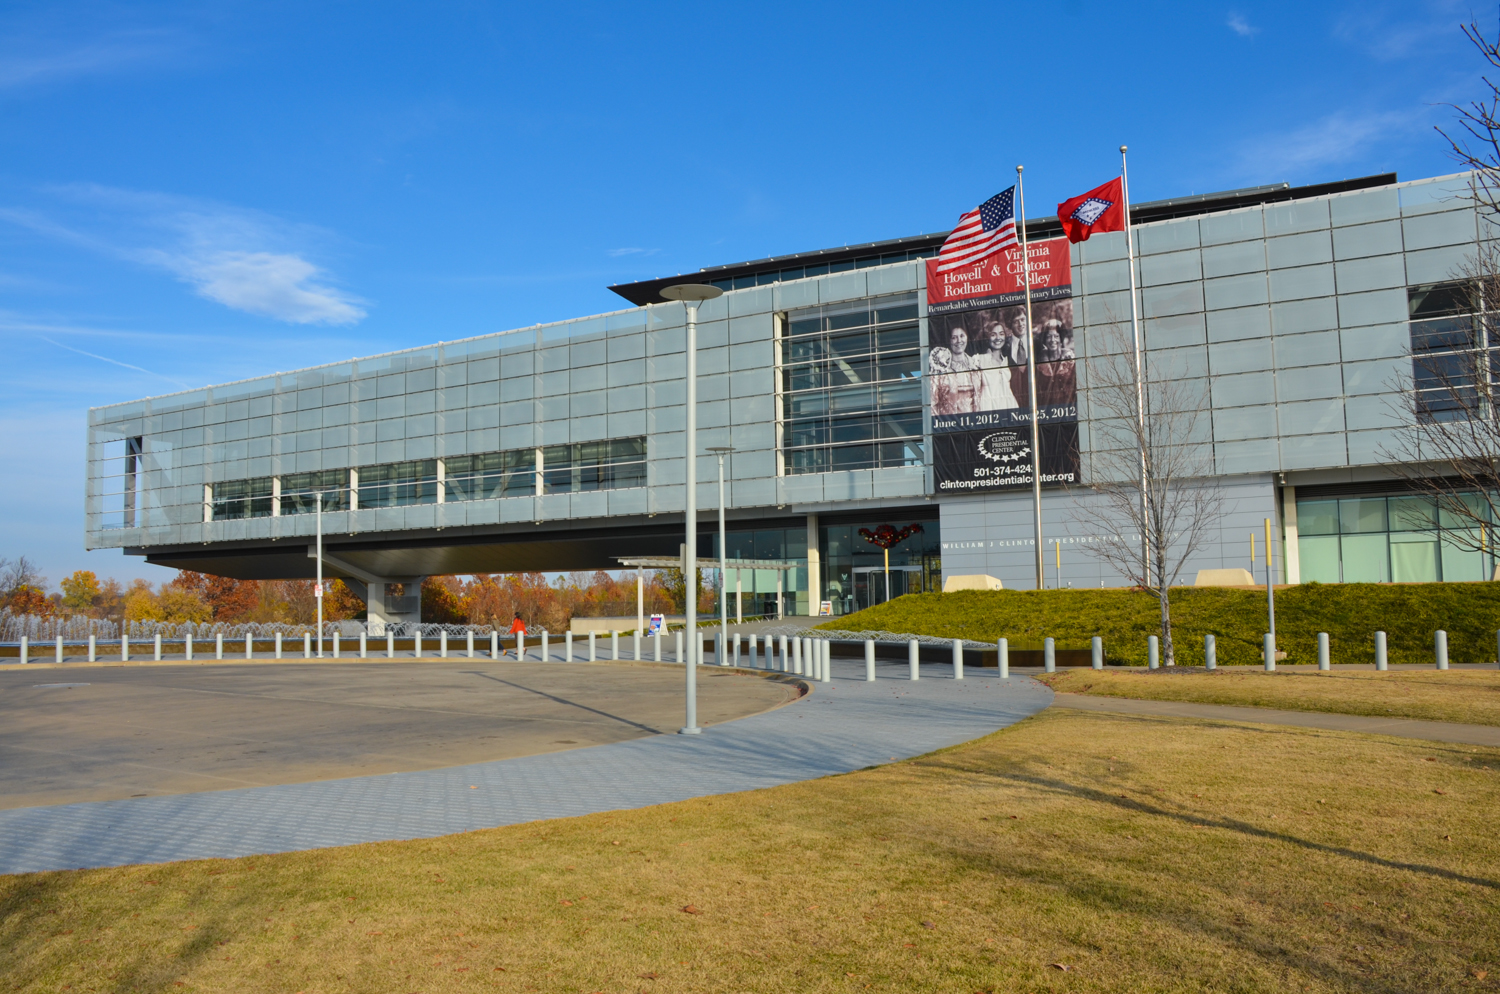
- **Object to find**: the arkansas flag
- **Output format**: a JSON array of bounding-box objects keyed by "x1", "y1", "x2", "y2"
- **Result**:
[{"x1": 1057, "y1": 177, "x2": 1126, "y2": 243}]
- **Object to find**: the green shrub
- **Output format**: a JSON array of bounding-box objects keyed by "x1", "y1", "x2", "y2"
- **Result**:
[{"x1": 816, "y1": 583, "x2": 1500, "y2": 666}]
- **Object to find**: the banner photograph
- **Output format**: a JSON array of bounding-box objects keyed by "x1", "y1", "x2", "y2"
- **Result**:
[{"x1": 925, "y1": 236, "x2": 1080, "y2": 493}]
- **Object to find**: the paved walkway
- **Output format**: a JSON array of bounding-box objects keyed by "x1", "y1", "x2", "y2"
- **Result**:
[
  {"x1": 0, "y1": 661, "x2": 1050, "y2": 875},
  {"x1": 1052, "y1": 693, "x2": 1500, "y2": 746}
]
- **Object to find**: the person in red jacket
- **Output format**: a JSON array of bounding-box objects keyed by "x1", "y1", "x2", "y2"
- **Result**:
[{"x1": 508, "y1": 613, "x2": 526, "y2": 659}]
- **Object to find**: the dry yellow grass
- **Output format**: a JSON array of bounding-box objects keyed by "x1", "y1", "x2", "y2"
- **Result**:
[
  {"x1": 3, "y1": 710, "x2": 1498, "y2": 992},
  {"x1": 1041, "y1": 668, "x2": 1500, "y2": 727}
]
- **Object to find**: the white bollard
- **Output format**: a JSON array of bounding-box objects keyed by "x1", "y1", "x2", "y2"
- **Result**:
[
  {"x1": 1043, "y1": 637, "x2": 1055, "y2": 674},
  {"x1": 1205, "y1": 633, "x2": 1216, "y2": 670},
  {"x1": 359, "y1": 631, "x2": 367, "y2": 659},
  {"x1": 274, "y1": 632, "x2": 281, "y2": 659},
  {"x1": 1375, "y1": 630, "x2": 1387, "y2": 671},
  {"x1": 654, "y1": 630, "x2": 662, "y2": 663},
  {"x1": 675, "y1": 630, "x2": 683, "y2": 664},
  {"x1": 56, "y1": 634, "x2": 63, "y2": 663},
  {"x1": 245, "y1": 633, "x2": 253, "y2": 660},
  {"x1": 186, "y1": 633, "x2": 193, "y2": 661},
  {"x1": 792, "y1": 637, "x2": 803, "y2": 676},
  {"x1": 440, "y1": 631, "x2": 448, "y2": 658},
  {"x1": 822, "y1": 640, "x2": 832, "y2": 682},
  {"x1": 908, "y1": 638, "x2": 920, "y2": 681},
  {"x1": 515, "y1": 632, "x2": 524, "y2": 661},
  {"x1": 541, "y1": 630, "x2": 549, "y2": 662},
  {"x1": 998, "y1": 637, "x2": 1009, "y2": 679},
  {"x1": 19, "y1": 636, "x2": 27, "y2": 665},
  {"x1": 634, "y1": 631, "x2": 641, "y2": 661},
  {"x1": 566, "y1": 630, "x2": 573, "y2": 662},
  {"x1": 88, "y1": 634, "x2": 97, "y2": 662},
  {"x1": 332, "y1": 632, "x2": 340, "y2": 659},
  {"x1": 489, "y1": 631, "x2": 497, "y2": 659},
  {"x1": 415, "y1": 631, "x2": 423, "y2": 658},
  {"x1": 865, "y1": 639, "x2": 876, "y2": 682},
  {"x1": 388, "y1": 631, "x2": 395, "y2": 658},
  {"x1": 1148, "y1": 635, "x2": 1159, "y2": 669},
  {"x1": 733, "y1": 633, "x2": 741, "y2": 667},
  {"x1": 155, "y1": 634, "x2": 162, "y2": 661},
  {"x1": 1263, "y1": 633, "x2": 1276, "y2": 672},
  {"x1": 1317, "y1": 632, "x2": 1330, "y2": 671},
  {"x1": 749, "y1": 633, "x2": 758, "y2": 669},
  {"x1": 612, "y1": 630, "x2": 620, "y2": 660},
  {"x1": 589, "y1": 631, "x2": 596, "y2": 662},
  {"x1": 954, "y1": 638, "x2": 965, "y2": 680},
  {"x1": 1436, "y1": 630, "x2": 1449, "y2": 670},
  {"x1": 778, "y1": 635, "x2": 789, "y2": 672},
  {"x1": 714, "y1": 631, "x2": 723, "y2": 667},
  {"x1": 1091, "y1": 636, "x2": 1103, "y2": 670},
  {"x1": 467, "y1": 630, "x2": 475, "y2": 658},
  {"x1": 301, "y1": 632, "x2": 309, "y2": 658},
  {"x1": 121, "y1": 633, "x2": 128, "y2": 662}
]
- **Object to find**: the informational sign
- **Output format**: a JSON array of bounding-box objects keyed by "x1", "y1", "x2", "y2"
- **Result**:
[
  {"x1": 818, "y1": 601, "x2": 834, "y2": 617},
  {"x1": 926, "y1": 237, "x2": 1080, "y2": 494},
  {"x1": 648, "y1": 614, "x2": 665, "y2": 635}
]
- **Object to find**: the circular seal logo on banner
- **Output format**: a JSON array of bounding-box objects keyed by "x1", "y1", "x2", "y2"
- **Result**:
[{"x1": 977, "y1": 431, "x2": 1029, "y2": 464}]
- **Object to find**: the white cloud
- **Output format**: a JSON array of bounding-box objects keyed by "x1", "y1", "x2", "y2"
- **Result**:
[
  {"x1": 0, "y1": 29, "x2": 185, "y2": 89},
  {"x1": 606, "y1": 247, "x2": 658, "y2": 257},
  {"x1": 1227, "y1": 12, "x2": 1258, "y2": 37},
  {"x1": 1236, "y1": 110, "x2": 1424, "y2": 178},
  {"x1": 0, "y1": 185, "x2": 367, "y2": 325}
]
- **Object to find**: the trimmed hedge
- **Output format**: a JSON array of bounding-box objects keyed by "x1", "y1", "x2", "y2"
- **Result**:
[{"x1": 816, "y1": 583, "x2": 1500, "y2": 666}]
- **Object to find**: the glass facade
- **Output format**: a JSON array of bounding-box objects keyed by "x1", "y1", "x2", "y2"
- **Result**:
[
  {"x1": 780, "y1": 292, "x2": 924, "y2": 475},
  {"x1": 444, "y1": 449, "x2": 535, "y2": 501},
  {"x1": 710, "y1": 245, "x2": 937, "y2": 292},
  {"x1": 820, "y1": 519, "x2": 941, "y2": 616},
  {"x1": 210, "y1": 477, "x2": 272, "y2": 520},
  {"x1": 542, "y1": 438, "x2": 646, "y2": 494},
  {"x1": 280, "y1": 470, "x2": 351, "y2": 515},
  {"x1": 710, "y1": 526, "x2": 810, "y2": 616},
  {"x1": 1408, "y1": 281, "x2": 1494, "y2": 422},
  {"x1": 1297, "y1": 493, "x2": 1493, "y2": 583}
]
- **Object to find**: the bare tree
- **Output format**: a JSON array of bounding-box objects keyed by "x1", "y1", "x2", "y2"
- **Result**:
[
  {"x1": 1384, "y1": 249, "x2": 1500, "y2": 556},
  {"x1": 1069, "y1": 320, "x2": 1225, "y2": 665},
  {"x1": 0, "y1": 556, "x2": 44, "y2": 599},
  {"x1": 1379, "y1": 17, "x2": 1500, "y2": 556}
]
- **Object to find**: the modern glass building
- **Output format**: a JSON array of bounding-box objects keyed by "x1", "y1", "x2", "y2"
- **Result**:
[{"x1": 86, "y1": 170, "x2": 1494, "y2": 621}]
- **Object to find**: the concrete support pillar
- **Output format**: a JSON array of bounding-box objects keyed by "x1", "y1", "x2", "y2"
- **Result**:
[
  {"x1": 865, "y1": 639, "x2": 876, "y2": 682},
  {"x1": 806, "y1": 512, "x2": 820, "y2": 617}
]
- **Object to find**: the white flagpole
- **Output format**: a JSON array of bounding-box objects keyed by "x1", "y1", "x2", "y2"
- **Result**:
[
  {"x1": 1016, "y1": 165, "x2": 1045, "y2": 590},
  {"x1": 1120, "y1": 145, "x2": 1150, "y2": 588}
]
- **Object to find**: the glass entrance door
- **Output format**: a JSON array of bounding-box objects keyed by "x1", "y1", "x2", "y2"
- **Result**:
[{"x1": 852, "y1": 565, "x2": 921, "y2": 611}]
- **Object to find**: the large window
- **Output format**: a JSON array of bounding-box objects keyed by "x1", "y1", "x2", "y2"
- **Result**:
[
  {"x1": 356, "y1": 460, "x2": 439, "y2": 509},
  {"x1": 543, "y1": 438, "x2": 647, "y2": 494},
  {"x1": 1409, "y1": 281, "x2": 1495, "y2": 423},
  {"x1": 280, "y1": 470, "x2": 350, "y2": 515},
  {"x1": 211, "y1": 477, "x2": 273, "y2": 519},
  {"x1": 781, "y1": 293, "x2": 924, "y2": 475},
  {"x1": 445, "y1": 449, "x2": 536, "y2": 500},
  {"x1": 1297, "y1": 493, "x2": 1493, "y2": 583}
]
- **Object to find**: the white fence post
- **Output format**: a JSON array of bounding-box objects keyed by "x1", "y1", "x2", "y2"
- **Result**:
[
  {"x1": 185, "y1": 633, "x2": 193, "y2": 661},
  {"x1": 865, "y1": 639, "x2": 876, "y2": 682},
  {"x1": 1375, "y1": 631, "x2": 1387, "y2": 670},
  {"x1": 714, "y1": 631, "x2": 722, "y2": 667},
  {"x1": 908, "y1": 638, "x2": 919, "y2": 681},
  {"x1": 792, "y1": 637, "x2": 803, "y2": 676}
]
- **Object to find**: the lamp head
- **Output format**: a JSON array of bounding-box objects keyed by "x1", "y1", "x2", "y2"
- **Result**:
[{"x1": 660, "y1": 283, "x2": 724, "y2": 302}]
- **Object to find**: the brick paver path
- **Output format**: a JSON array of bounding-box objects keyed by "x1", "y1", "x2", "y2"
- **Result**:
[{"x1": 0, "y1": 660, "x2": 1050, "y2": 874}]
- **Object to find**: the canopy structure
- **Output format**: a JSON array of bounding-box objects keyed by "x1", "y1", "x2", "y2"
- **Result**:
[{"x1": 615, "y1": 556, "x2": 799, "y2": 571}]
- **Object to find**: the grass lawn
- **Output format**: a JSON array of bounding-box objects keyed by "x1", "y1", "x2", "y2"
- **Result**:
[
  {"x1": 3, "y1": 710, "x2": 1498, "y2": 992},
  {"x1": 821, "y1": 584, "x2": 1500, "y2": 667},
  {"x1": 1040, "y1": 668, "x2": 1500, "y2": 727}
]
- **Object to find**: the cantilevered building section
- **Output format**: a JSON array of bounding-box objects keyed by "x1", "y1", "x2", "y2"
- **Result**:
[{"x1": 88, "y1": 171, "x2": 1490, "y2": 621}]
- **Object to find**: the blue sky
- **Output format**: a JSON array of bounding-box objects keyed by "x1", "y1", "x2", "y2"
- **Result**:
[{"x1": 0, "y1": 0, "x2": 1483, "y2": 587}]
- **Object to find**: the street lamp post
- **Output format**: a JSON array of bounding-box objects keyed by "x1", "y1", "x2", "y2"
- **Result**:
[
  {"x1": 708, "y1": 446, "x2": 733, "y2": 639},
  {"x1": 660, "y1": 283, "x2": 723, "y2": 735},
  {"x1": 315, "y1": 490, "x2": 324, "y2": 658}
]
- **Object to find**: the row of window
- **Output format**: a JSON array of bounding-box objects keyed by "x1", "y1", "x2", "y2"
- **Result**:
[
  {"x1": 209, "y1": 438, "x2": 647, "y2": 520},
  {"x1": 1408, "y1": 281, "x2": 1497, "y2": 423},
  {"x1": 1296, "y1": 494, "x2": 1493, "y2": 584},
  {"x1": 709, "y1": 247, "x2": 938, "y2": 292},
  {"x1": 780, "y1": 293, "x2": 925, "y2": 475}
]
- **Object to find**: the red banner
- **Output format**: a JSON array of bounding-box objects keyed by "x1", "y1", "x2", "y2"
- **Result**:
[{"x1": 925, "y1": 236, "x2": 1072, "y2": 315}]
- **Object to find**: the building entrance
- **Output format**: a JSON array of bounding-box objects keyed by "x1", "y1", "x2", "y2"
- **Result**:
[{"x1": 852, "y1": 565, "x2": 922, "y2": 611}]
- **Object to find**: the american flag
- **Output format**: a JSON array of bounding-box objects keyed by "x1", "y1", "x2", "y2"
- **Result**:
[{"x1": 936, "y1": 187, "x2": 1018, "y2": 272}]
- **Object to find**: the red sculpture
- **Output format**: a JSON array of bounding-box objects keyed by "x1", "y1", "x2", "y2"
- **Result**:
[{"x1": 858, "y1": 523, "x2": 923, "y2": 550}]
